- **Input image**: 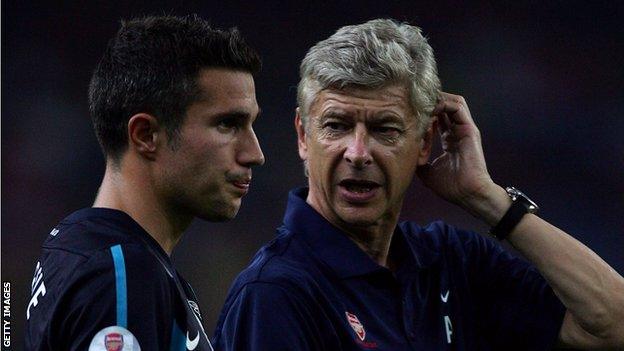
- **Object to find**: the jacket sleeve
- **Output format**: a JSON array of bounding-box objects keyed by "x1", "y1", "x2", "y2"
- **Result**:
[{"x1": 458, "y1": 226, "x2": 566, "y2": 351}]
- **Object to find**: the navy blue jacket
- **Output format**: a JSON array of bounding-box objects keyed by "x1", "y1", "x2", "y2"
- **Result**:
[
  {"x1": 25, "y1": 208, "x2": 213, "y2": 351},
  {"x1": 213, "y1": 188, "x2": 565, "y2": 350}
]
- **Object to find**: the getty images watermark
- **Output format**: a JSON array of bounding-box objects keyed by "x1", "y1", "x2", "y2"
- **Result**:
[{"x1": 2, "y1": 281, "x2": 10, "y2": 349}]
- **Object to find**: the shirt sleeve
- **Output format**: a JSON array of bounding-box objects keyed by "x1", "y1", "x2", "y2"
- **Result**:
[
  {"x1": 458, "y1": 227, "x2": 566, "y2": 350},
  {"x1": 213, "y1": 281, "x2": 327, "y2": 351},
  {"x1": 37, "y1": 244, "x2": 176, "y2": 350}
]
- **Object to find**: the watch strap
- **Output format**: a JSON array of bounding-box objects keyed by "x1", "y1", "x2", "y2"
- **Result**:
[{"x1": 490, "y1": 200, "x2": 530, "y2": 240}]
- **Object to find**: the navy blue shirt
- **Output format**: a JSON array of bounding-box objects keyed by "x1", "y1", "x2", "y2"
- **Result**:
[
  {"x1": 25, "y1": 208, "x2": 213, "y2": 351},
  {"x1": 213, "y1": 188, "x2": 565, "y2": 350}
]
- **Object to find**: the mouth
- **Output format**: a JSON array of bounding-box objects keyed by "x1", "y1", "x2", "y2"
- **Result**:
[
  {"x1": 338, "y1": 179, "x2": 381, "y2": 203},
  {"x1": 230, "y1": 178, "x2": 251, "y2": 193}
]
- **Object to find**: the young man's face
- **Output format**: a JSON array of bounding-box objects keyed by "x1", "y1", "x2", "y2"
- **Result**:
[
  {"x1": 296, "y1": 84, "x2": 431, "y2": 229},
  {"x1": 158, "y1": 68, "x2": 264, "y2": 221}
]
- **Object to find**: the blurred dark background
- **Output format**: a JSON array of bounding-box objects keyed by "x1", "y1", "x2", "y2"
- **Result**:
[{"x1": 3, "y1": 1, "x2": 623, "y2": 348}]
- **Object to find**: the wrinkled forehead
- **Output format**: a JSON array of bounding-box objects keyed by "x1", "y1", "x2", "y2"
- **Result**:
[{"x1": 309, "y1": 84, "x2": 414, "y2": 117}]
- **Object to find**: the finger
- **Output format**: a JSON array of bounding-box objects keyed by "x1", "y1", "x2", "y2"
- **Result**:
[
  {"x1": 431, "y1": 113, "x2": 450, "y2": 150},
  {"x1": 433, "y1": 92, "x2": 476, "y2": 127},
  {"x1": 437, "y1": 112, "x2": 452, "y2": 135},
  {"x1": 439, "y1": 91, "x2": 465, "y2": 104},
  {"x1": 432, "y1": 92, "x2": 462, "y2": 114}
]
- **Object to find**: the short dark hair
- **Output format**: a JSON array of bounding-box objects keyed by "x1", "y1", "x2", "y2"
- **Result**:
[{"x1": 89, "y1": 15, "x2": 261, "y2": 162}]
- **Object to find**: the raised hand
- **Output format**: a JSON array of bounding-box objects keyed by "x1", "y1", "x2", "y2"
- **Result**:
[{"x1": 417, "y1": 92, "x2": 496, "y2": 210}]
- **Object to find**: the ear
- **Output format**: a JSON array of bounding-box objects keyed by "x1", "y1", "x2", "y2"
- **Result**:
[
  {"x1": 127, "y1": 113, "x2": 161, "y2": 161},
  {"x1": 295, "y1": 107, "x2": 308, "y2": 161},
  {"x1": 417, "y1": 116, "x2": 437, "y2": 166}
]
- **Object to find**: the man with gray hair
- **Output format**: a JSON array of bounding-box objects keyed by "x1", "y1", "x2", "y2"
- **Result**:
[{"x1": 213, "y1": 19, "x2": 624, "y2": 350}]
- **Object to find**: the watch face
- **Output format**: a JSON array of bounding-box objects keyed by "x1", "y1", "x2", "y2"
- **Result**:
[
  {"x1": 506, "y1": 187, "x2": 539, "y2": 213},
  {"x1": 506, "y1": 187, "x2": 521, "y2": 196}
]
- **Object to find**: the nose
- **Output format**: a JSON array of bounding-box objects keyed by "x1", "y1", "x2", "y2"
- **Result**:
[
  {"x1": 344, "y1": 125, "x2": 372, "y2": 169},
  {"x1": 238, "y1": 128, "x2": 265, "y2": 167}
]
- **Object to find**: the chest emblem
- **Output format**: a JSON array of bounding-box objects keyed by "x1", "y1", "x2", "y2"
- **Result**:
[
  {"x1": 89, "y1": 325, "x2": 141, "y2": 351},
  {"x1": 104, "y1": 333, "x2": 124, "y2": 351},
  {"x1": 345, "y1": 311, "x2": 366, "y2": 341}
]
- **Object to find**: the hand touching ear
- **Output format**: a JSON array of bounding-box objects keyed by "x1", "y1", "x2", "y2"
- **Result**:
[{"x1": 417, "y1": 92, "x2": 494, "y2": 209}]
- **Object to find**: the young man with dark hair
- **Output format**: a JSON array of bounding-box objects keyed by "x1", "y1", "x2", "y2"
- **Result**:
[{"x1": 25, "y1": 15, "x2": 264, "y2": 350}]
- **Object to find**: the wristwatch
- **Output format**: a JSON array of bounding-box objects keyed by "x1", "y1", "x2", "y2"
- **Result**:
[{"x1": 490, "y1": 187, "x2": 539, "y2": 240}]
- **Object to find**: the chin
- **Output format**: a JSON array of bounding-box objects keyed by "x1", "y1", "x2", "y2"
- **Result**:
[
  {"x1": 196, "y1": 202, "x2": 240, "y2": 222},
  {"x1": 209, "y1": 213, "x2": 237, "y2": 222},
  {"x1": 336, "y1": 209, "x2": 380, "y2": 227}
]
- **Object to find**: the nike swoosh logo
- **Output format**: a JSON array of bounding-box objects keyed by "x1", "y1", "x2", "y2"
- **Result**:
[
  {"x1": 441, "y1": 290, "x2": 450, "y2": 303},
  {"x1": 186, "y1": 331, "x2": 199, "y2": 350}
]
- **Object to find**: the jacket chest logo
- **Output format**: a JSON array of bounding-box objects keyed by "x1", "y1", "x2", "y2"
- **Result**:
[
  {"x1": 440, "y1": 289, "x2": 453, "y2": 344},
  {"x1": 345, "y1": 311, "x2": 366, "y2": 341},
  {"x1": 104, "y1": 333, "x2": 124, "y2": 351}
]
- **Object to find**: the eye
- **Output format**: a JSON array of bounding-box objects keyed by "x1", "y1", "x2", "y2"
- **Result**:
[
  {"x1": 372, "y1": 125, "x2": 401, "y2": 138},
  {"x1": 217, "y1": 117, "x2": 241, "y2": 132},
  {"x1": 323, "y1": 121, "x2": 349, "y2": 132}
]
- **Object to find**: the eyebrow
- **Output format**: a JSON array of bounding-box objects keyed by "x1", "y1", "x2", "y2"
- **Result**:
[
  {"x1": 320, "y1": 110, "x2": 351, "y2": 120},
  {"x1": 321, "y1": 110, "x2": 403, "y2": 125},
  {"x1": 213, "y1": 108, "x2": 262, "y2": 122},
  {"x1": 369, "y1": 114, "x2": 403, "y2": 124}
]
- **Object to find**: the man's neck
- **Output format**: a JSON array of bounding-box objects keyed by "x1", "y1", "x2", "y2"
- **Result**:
[
  {"x1": 93, "y1": 162, "x2": 191, "y2": 255},
  {"x1": 338, "y1": 215, "x2": 399, "y2": 269},
  {"x1": 343, "y1": 224, "x2": 396, "y2": 268},
  {"x1": 306, "y1": 194, "x2": 399, "y2": 268}
]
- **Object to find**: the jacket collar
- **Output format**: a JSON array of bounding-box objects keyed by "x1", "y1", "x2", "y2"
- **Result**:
[
  {"x1": 282, "y1": 187, "x2": 423, "y2": 279},
  {"x1": 64, "y1": 207, "x2": 173, "y2": 267}
]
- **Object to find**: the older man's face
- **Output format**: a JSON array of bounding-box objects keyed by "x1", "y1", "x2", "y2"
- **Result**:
[{"x1": 296, "y1": 84, "x2": 432, "y2": 229}]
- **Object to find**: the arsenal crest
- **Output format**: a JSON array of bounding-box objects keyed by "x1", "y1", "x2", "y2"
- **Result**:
[
  {"x1": 89, "y1": 326, "x2": 141, "y2": 351},
  {"x1": 104, "y1": 333, "x2": 124, "y2": 351},
  {"x1": 345, "y1": 311, "x2": 366, "y2": 341}
]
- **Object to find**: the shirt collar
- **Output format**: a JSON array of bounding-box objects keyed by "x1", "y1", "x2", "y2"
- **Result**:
[
  {"x1": 64, "y1": 207, "x2": 173, "y2": 266},
  {"x1": 282, "y1": 187, "x2": 422, "y2": 278}
]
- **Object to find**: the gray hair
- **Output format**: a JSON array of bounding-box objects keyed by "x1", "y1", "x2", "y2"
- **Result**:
[{"x1": 297, "y1": 19, "x2": 441, "y2": 135}]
